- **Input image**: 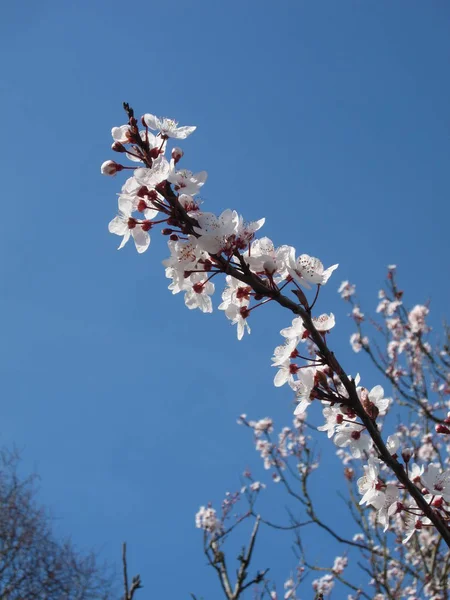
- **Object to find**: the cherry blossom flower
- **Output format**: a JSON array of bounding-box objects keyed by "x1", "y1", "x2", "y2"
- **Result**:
[
  {"x1": 126, "y1": 129, "x2": 167, "y2": 163},
  {"x1": 194, "y1": 210, "x2": 239, "y2": 254},
  {"x1": 376, "y1": 484, "x2": 400, "y2": 532},
  {"x1": 245, "y1": 238, "x2": 290, "y2": 279},
  {"x1": 195, "y1": 210, "x2": 264, "y2": 255},
  {"x1": 117, "y1": 184, "x2": 159, "y2": 221},
  {"x1": 312, "y1": 313, "x2": 335, "y2": 332},
  {"x1": 280, "y1": 317, "x2": 306, "y2": 341},
  {"x1": 178, "y1": 193, "x2": 201, "y2": 214},
  {"x1": 219, "y1": 276, "x2": 251, "y2": 312},
  {"x1": 357, "y1": 384, "x2": 390, "y2": 418},
  {"x1": 233, "y1": 215, "x2": 265, "y2": 251},
  {"x1": 358, "y1": 458, "x2": 383, "y2": 506},
  {"x1": 272, "y1": 339, "x2": 300, "y2": 367},
  {"x1": 312, "y1": 573, "x2": 335, "y2": 596},
  {"x1": 350, "y1": 332, "x2": 369, "y2": 353},
  {"x1": 134, "y1": 155, "x2": 170, "y2": 187},
  {"x1": 292, "y1": 367, "x2": 317, "y2": 414},
  {"x1": 108, "y1": 212, "x2": 151, "y2": 253},
  {"x1": 111, "y1": 125, "x2": 165, "y2": 163},
  {"x1": 183, "y1": 274, "x2": 215, "y2": 313},
  {"x1": 408, "y1": 304, "x2": 430, "y2": 334},
  {"x1": 111, "y1": 124, "x2": 132, "y2": 143},
  {"x1": 317, "y1": 405, "x2": 343, "y2": 438},
  {"x1": 223, "y1": 303, "x2": 251, "y2": 340},
  {"x1": 351, "y1": 305, "x2": 364, "y2": 322},
  {"x1": 195, "y1": 506, "x2": 222, "y2": 534},
  {"x1": 287, "y1": 250, "x2": 338, "y2": 289},
  {"x1": 163, "y1": 236, "x2": 206, "y2": 271},
  {"x1": 376, "y1": 298, "x2": 402, "y2": 316},
  {"x1": 248, "y1": 417, "x2": 274, "y2": 436},
  {"x1": 219, "y1": 276, "x2": 253, "y2": 339},
  {"x1": 273, "y1": 357, "x2": 298, "y2": 388},
  {"x1": 331, "y1": 556, "x2": 348, "y2": 575},
  {"x1": 168, "y1": 166, "x2": 207, "y2": 196},
  {"x1": 143, "y1": 113, "x2": 196, "y2": 139},
  {"x1": 338, "y1": 280, "x2": 356, "y2": 300},
  {"x1": 386, "y1": 433, "x2": 400, "y2": 455},
  {"x1": 334, "y1": 422, "x2": 373, "y2": 458},
  {"x1": 249, "y1": 481, "x2": 266, "y2": 492},
  {"x1": 402, "y1": 511, "x2": 431, "y2": 544},
  {"x1": 421, "y1": 464, "x2": 450, "y2": 501}
]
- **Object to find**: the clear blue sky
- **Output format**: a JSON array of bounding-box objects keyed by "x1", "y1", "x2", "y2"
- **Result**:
[{"x1": 0, "y1": 1, "x2": 449, "y2": 597}]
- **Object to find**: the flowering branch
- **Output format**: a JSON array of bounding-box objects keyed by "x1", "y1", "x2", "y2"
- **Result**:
[{"x1": 101, "y1": 103, "x2": 450, "y2": 583}]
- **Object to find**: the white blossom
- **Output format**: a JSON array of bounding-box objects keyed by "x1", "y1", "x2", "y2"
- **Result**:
[
  {"x1": 168, "y1": 166, "x2": 207, "y2": 196},
  {"x1": 421, "y1": 464, "x2": 450, "y2": 501},
  {"x1": 108, "y1": 212, "x2": 151, "y2": 253},
  {"x1": 143, "y1": 113, "x2": 196, "y2": 139},
  {"x1": 334, "y1": 422, "x2": 373, "y2": 458},
  {"x1": 183, "y1": 273, "x2": 215, "y2": 313},
  {"x1": 287, "y1": 250, "x2": 338, "y2": 289}
]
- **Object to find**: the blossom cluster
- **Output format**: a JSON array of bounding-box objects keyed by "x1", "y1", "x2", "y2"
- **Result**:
[
  {"x1": 102, "y1": 106, "x2": 450, "y2": 565},
  {"x1": 102, "y1": 105, "x2": 338, "y2": 340}
]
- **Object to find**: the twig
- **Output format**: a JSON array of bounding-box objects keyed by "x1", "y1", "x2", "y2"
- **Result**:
[{"x1": 122, "y1": 543, "x2": 142, "y2": 600}]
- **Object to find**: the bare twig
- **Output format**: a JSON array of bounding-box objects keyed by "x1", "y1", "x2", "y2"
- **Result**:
[{"x1": 122, "y1": 543, "x2": 142, "y2": 600}]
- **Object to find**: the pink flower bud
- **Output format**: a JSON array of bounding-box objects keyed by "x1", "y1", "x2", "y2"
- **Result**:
[
  {"x1": 435, "y1": 424, "x2": 450, "y2": 434},
  {"x1": 172, "y1": 147, "x2": 184, "y2": 163},
  {"x1": 401, "y1": 447, "x2": 413, "y2": 462},
  {"x1": 111, "y1": 141, "x2": 126, "y2": 153},
  {"x1": 100, "y1": 160, "x2": 123, "y2": 176},
  {"x1": 137, "y1": 200, "x2": 148, "y2": 213}
]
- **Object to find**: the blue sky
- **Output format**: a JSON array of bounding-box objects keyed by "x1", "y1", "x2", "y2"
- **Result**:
[{"x1": 0, "y1": 0, "x2": 449, "y2": 597}]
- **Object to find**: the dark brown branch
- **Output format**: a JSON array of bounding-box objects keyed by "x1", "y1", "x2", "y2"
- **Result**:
[{"x1": 122, "y1": 543, "x2": 142, "y2": 600}]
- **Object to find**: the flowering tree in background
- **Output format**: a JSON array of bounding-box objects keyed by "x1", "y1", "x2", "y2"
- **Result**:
[{"x1": 102, "y1": 104, "x2": 450, "y2": 599}]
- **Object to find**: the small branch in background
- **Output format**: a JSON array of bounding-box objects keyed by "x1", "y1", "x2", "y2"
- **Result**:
[{"x1": 122, "y1": 543, "x2": 142, "y2": 600}]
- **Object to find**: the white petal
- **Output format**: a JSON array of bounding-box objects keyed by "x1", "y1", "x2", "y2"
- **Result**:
[
  {"x1": 132, "y1": 228, "x2": 150, "y2": 253},
  {"x1": 274, "y1": 369, "x2": 289, "y2": 387},
  {"x1": 172, "y1": 125, "x2": 196, "y2": 139},
  {"x1": 108, "y1": 215, "x2": 128, "y2": 235},
  {"x1": 118, "y1": 230, "x2": 131, "y2": 249},
  {"x1": 143, "y1": 113, "x2": 160, "y2": 131}
]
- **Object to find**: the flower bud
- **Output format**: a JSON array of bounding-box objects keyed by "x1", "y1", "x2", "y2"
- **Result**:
[
  {"x1": 111, "y1": 141, "x2": 126, "y2": 153},
  {"x1": 137, "y1": 200, "x2": 148, "y2": 213},
  {"x1": 401, "y1": 447, "x2": 413, "y2": 463},
  {"x1": 101, "y1": 160, "x2": 123, "y2": 176},
  {"x1": 137, "y1": 186, "x2": 150, "y2": 198},
  {"x1": 432, "y1": 496, "x2": 444, "y2": 508},
  {"x1": 344, "y1": 467, "x2": 354, "y2": 481},
  {"x1": 435, "y1": 424, "x2": 450, "y2": 434},
  {"x1": 172, "y1": 147, "x2": 184, "y2": 163},
  {"x1": 263, "y1": 258, "x2": 277, "y2": 275},
  {"x1": 362, "y1": 398, "x2": 379, "y2": 420}
]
